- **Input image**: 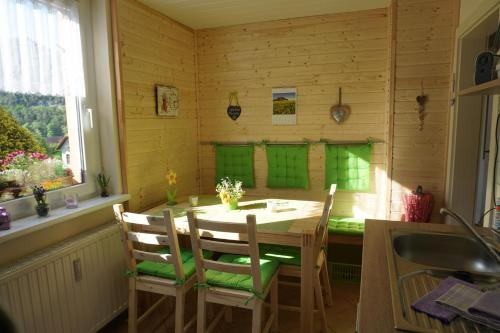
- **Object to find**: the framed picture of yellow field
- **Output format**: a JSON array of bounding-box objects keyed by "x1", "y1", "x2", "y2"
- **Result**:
[
  {"x1": 272, "y1": 87, "x2": 297, "y2": 125},
  {"x1": 156, "y1": 85, "x2": 179, "y2": 117}
]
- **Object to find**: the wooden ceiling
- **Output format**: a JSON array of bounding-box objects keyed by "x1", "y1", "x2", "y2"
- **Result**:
[{"x1": 137, "y1": 0, "x2": 389, "y2": 29}]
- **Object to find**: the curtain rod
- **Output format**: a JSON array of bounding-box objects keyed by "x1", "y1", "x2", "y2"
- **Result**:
[{"x1": 200, "y1": 138, "x2": 384, "y2": 146}]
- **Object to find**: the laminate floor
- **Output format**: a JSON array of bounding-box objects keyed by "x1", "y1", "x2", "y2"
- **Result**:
[{"x1": 99, "y1": 282, "x2": 360, "y2": 333}]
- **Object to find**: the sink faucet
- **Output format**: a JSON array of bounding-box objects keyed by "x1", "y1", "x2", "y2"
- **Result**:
[{"x1": 440, "y1": 208, "x2": 500, "y2": 264}]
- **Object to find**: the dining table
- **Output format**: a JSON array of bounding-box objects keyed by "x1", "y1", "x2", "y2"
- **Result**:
[{"x1": 143, "y1": 194, "x2": 324, "y2": 333}]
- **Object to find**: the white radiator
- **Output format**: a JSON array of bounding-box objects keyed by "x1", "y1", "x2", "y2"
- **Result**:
[{"x1": 0, "y1": 223, "x2": 128, "y2": 333}]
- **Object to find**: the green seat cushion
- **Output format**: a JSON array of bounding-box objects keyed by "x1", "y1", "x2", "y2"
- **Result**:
[
  {"x1": 259, "y1": 244, "x2": 301, "y2": 266},
  {"x1": 266, "y1": 144, "x2": 309, "y2": 189},
  {"x1": 325, "y1": 144, "x2": 371, "y2": 191},
  {"x1": 216, "y1": 145, "x2": 255, "y2": 188},
  {"x1": 136, "y1": 247, "x2": 213, "y2": 280},
  {"x1": 328, "y1": 217, "x2": 365, "y2": 236},
  {"x1": 206, "y1": 254, "x2": 279, "y2": 292}
]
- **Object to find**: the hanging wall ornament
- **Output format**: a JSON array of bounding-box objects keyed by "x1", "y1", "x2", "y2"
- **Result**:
[
  {"x1": 330, "y1": 87, "x2": 350, "y2": 124},
  {"x1": 416, "y1": 80, "x2": 428, "y2": 131},
  {"x1": 227, "y1": 92, "x2": 241, "y2": 120}
]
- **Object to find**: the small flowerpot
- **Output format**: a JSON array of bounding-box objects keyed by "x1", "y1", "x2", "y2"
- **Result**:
[
  {"x1": 223, "y1": 199, "x2": 238, "y2": 211},
  {"x1": 166, "y1": 201, "x2": 177, "y2": 206},
  {"x1": 10, "y1": 187, "x2": 23, "y2": 198},
  {"x1": 35, "y1": 204, "x2": 49, "y2": 217},
  {"x1": 100, "y1": 190, "x2": 109, "y2": 198}
]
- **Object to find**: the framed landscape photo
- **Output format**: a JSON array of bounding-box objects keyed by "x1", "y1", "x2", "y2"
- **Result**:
[
  {"x1": 156, "y1": 85, "x2": 179, "y2": 117},
  {"x1": 272, "y1": 87, "x2": 296, "y2": 125}
]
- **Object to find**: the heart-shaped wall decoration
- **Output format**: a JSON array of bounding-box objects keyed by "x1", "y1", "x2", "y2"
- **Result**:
[
  {"x1": 330, "y1": 107, "x2": 350, "y2": 123},
  {"x1": 330, "y1": 87, "x2": 350, "y2": 124},
  {"x1": 227, "y1": 105, "x2": 241, "y2": 120}
]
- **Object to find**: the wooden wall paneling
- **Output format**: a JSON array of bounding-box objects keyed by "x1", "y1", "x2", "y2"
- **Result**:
[
  {"x1": 115, "y1": 0, "x2": 199, "y2": 211},
  {"x1": 385, "y1": 0, "x2": 397, "y2": 219},
  {"x1": 196, "y1": 9, "x2": 390, "y2": 220},
  {"x1": 194, "y1": 32, "x2": 202, "y2": 194},
  {"x1": 113, "y1": 0, "x2": 455, "y2": 221},
  {"x1": 110, "y1": 0, "x2": 128, "y2": 195},
  {"x1": 390, "y1": 0, "x2": 456, "y2": 221}
]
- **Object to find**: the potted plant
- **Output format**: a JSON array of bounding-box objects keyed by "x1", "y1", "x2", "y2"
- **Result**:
[
  {"x1": 216, "y1": 177, "x2": 244, "y2": 211},
  {"x1": 32, "y1": 186, "x2": 49, "y2": 217},
  {"x1": 165, "y1": 169, "x2": 177, "y2": 205},
  {"x1": 97, "y1": 173, "x2": 111, "y2": 197}
]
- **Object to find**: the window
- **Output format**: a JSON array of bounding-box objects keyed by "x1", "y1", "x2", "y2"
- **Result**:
[{"x1": 0, "y1": 0, "x2": 101, "y2": 216}]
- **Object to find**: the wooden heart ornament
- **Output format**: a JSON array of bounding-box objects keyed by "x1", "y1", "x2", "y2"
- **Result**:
[
  {"x1": 330, "y1": 87, "x2": 350, "y2": 124},
  {"x1": 227, "y1": 92, "x2": 241, "y2": 120}
]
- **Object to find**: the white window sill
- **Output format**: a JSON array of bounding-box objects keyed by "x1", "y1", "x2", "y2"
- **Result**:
[{"x1": 0, "y1": 194, "x2": 130, "y2": 244}]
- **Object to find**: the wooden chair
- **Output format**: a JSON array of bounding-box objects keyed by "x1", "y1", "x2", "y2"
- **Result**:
[
  {"x1": 187, "y1": 211, "x2": 279, "y2": 333},
  {"x1": 113, "y1": 204, "x2": 197, "y2": 333},
  {"x1": 259, "y1": 184, "x2": 336, "y2": 333}
]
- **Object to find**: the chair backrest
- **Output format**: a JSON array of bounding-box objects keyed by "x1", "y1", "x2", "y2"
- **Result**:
[
  {"x1": 113, "y1": 204, "x2": 185, "y2": 281},
  {"x1": 315, "y1": 184, "x2": 337, "y2": 254},
  {"x1": 186, "y1": 211, "x2": 263, "y2": 293}
]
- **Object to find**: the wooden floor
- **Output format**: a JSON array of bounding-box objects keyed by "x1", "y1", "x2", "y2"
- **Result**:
[{"x1": 100, "y1": 282, "x2": 359, "y2": 333}]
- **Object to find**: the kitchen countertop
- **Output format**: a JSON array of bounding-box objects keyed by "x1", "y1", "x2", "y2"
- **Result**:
[{"x1": 357, "y1": 220, "x2": 496, "y2": 333}]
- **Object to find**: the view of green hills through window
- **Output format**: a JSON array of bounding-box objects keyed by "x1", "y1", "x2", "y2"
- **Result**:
[
  {"x1": 0, "y1": 91, "x2": 67, "y2": 157},
  {"x1": 0, "y1": 91, "x2": 77, "y2": 202}
]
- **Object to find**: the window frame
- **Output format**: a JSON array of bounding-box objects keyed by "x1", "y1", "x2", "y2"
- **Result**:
[{"x1": 1, "y1": 0, "x2": 103, "y2": 220}]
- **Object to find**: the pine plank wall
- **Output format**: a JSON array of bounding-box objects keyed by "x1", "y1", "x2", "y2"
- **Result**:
[
  {"x1": 114, "y1": 0, "x2": 199, "y2": 211},
  {"x1": 389, "y1": 0, "x2": 456, "y2": 220},
  {"x1": 113, "y1": 0, "x2": 457, "y2": 221}
]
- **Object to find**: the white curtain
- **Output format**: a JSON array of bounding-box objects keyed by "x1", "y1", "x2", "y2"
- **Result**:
[{"x1": 0, "y1": 0, "x2": 86, "y2": 97}]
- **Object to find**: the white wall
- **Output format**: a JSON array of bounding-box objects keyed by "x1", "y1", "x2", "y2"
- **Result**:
[{"x1": 460, "y1": 0, "x2": 488, "y2": 24}]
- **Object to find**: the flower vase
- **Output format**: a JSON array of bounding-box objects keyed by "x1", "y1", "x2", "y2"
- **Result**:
[
  {"x1": 223, "y1": 198, "x2": 238, "y2": 211},
  {"x1": 35, "y1": 204, "x2": 49, "y2": 217},
  {"x1": 166, "y1": 190, "x2": 177, "y2": 206}
]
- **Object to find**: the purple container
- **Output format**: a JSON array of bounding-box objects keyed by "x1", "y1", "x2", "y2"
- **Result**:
[{"x1": 0, "y1": 207, "x2": 11, "y2": 230}]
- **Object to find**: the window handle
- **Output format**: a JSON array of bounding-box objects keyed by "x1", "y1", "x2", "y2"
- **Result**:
[{"x1": 87, "y1": 108, "x2": 94, "y2": 129}]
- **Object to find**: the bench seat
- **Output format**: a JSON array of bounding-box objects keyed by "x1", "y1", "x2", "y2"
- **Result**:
[{"x1": 328, "y1": 217, "x2": 365, "y2": 245}]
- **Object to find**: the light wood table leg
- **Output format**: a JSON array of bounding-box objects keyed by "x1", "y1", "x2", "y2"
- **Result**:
[{"x1": 300, "y1": 230, "x2": 315, "y2": 333}]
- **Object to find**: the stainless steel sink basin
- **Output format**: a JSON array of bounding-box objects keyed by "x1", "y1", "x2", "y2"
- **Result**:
[
  {"x1": 386, "y1": 227, "x2": 500, "y2": 333},
  {"x1": 393, "y1": 232, "x2": 500, "y2": 273}
]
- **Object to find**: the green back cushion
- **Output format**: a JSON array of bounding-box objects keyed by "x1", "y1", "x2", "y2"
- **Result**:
[
  {"x1": 206, "y1": 254, "x2": 279, "y2": 292},
  {"x1": 266, "y1": 144, "x2": 309, "y2": 189},
  {"x1": 215, "y1": 145, "x2": 255, "y2": 188},
  {"x1": 328, "y1": 216, "x2": 365, "y2": 236},
  {"x1": 259, "y1": 244, "x2": 301, "y2": 266},
  {"x1": 325, "y1": 144, "x2": 371, "y2": 191},
  {"x1": 136, "y1": 247, "x2": 213, "y2": 281}
]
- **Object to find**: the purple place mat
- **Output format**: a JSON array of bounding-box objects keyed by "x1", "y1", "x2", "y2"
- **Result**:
[{"x1": 411, "y1": 276, "x2": 478, "y2": 324}]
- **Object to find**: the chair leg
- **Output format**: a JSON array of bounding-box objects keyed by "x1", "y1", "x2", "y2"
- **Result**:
[
  {"x1": 270, "y1": 278, "x2": 278, "y2": 332},
  {"x1": 197, "y1": 289, "x2": 207, "y2": 333},
  {"x1": 320, "y1": 263, "x2": 333, "y2": 307},
  {"x1": 175, "y1": 289, "x2": 185, "y2": 333},
  {"x1": 128, "y1": 279, "x2": 137, "y2": 333},
  {"x1": 252, "y1": 300, "x2": 263, "y2": 333},
  {"x1": 314, "y1": 272, "x2": 329, "y2": 333},
  {"x1": 224, "y1": 306, "x2": 233, "y2": 323},
  {"x1": 207, "y1": 303, "x2": 214, "y2": 321}
]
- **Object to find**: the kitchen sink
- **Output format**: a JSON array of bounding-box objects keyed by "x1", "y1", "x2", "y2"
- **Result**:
[
  {"x1": 393, "y1": 232, "x2": 500, "y2": 273},
  {"x1": 386, "y1": 227, "x2": 500, "y2": 333}
]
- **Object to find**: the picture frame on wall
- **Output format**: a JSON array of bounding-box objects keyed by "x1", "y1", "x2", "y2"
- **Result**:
[
  {"x1": 156, "y1": 85, "x2": 179, "y2": 117},
  {"x1": 272, "y1": 87, "x2": 297, "y2": 125}
]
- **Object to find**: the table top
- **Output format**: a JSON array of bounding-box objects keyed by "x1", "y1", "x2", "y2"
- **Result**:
[{"x1": 143, "y1": 195, "x2": 324, "y2": 245}]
